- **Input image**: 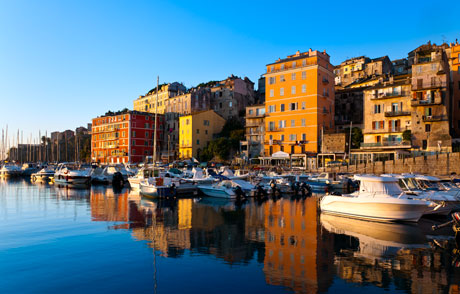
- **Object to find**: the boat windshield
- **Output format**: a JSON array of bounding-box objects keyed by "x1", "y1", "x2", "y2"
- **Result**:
[{"x1": 360, "y1": 180, "x2": 402, "y2": 196}]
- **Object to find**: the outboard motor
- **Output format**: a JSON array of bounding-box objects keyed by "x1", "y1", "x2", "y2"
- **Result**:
[
  {"x1": 270, "y1": 179, "x2": 280, "y2": 197},
  {"x1": 170, "y1": 183, "x2": 177, "y2": 197},
  {"x1": 299, "y1": 182, "x2": 311, "y2": 197},
  {"x1": 112, "y1": 171, "x2": 124, "y2": 189},
  {"x1": 291, "y1": 181, "x2": 300, "y2": 197},
  {"x1": 255, "y1": 184, "x2": 267, "y2": 199},
  {"x1": 234, "y1": 186, "x2": 247, "y2": 200}
]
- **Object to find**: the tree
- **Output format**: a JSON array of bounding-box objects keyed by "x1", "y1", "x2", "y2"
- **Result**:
[
  {"x1": 351, "y1": 127, "x2": 363, "y2": 149},
  {"x1": 402, "y1": 130, "x2": 412, "y2": 142}
]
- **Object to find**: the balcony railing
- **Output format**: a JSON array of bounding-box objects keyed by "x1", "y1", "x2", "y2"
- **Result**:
[
  {"x1": 412, "y1": 80, "x2": 447, "y2": 90},
  {"x1": 370, "y1": 91, "x2": 410, "y2": 100},
  {"x1": 360, "y1": 141, "x2": 411, "y2": 148},
  {"x1": 366, "y1": 127, "x2": 402, "y2": 134},
  {"x1": 384, "y1": 110, "x2": 411, "y2": 117},
  {"x1": 422, "y1": 115, "x2": 448, "y2": 122},
  {"x1": 411, "y1": 97, "x2": 442, "y2": 106}
]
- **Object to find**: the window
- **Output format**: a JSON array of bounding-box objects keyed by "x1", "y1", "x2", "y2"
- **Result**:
[
  {"x1": 425, "y1": 124, "x2": 431, "y2": 132},
  {"x1": 270, "y1": 65, "x2": 274, "y2": 72},
  {"x1": 416, "y1": 66, "x2": 422, "y2": 74},
  {"x1": 132, "y1": 131, "x2": 136, "y2": 137},
  {"x1": 291, "y1": 73, "x2": 296, "y2": 80},
  {"x1": 431, "y1": 63, "x2": 436, "y2": 71},
  {"x1": 301, "y1": 101, "x2": 306, "y2": 109},
  {"x1": 301, "y1": 84, "x2": 306, "y2": 93},
  {"x1": 291, "y1": 120, "x2": 295, "y2": 127},
  {"x1": 289, "y1": 134, "x2": 297, "y2": 141},
  {"x1": 280, "y1": 134, "x2": 284, "y2": 141},
  {"x1": 269, "y1": 77, "x2": 276, "y2": 84},
  {"x1": 280, "y1": 88, "x2": 284, "y2": 96},
  {"x1": 289, "y1": 103, "x2": 298, "y2": 111},
  {"x1": 145, "y1": 131, "x2": 149, "y2": 138},
  {"x1": 229, "y1": 101, "x2": 232, "y2": 107},
  {"x1": 302, "y1": 60, "x2": 306, "y2": 66},
  {"x1": 292, "y1": 61, "x2": 296, "y2": 68},
  {"x1": 302, "y1": 71, "x2": 306, "y2": 80},
  {"x1": 302, "y1": 134, "x2": 306, "y2": 141},
  {"x1": 425, "y1": 107, "x2": 432, "y2": 116},
  {"x1": 278, "y1": 120, "x2": 286, "y2": 128},
  {"x1": 291, "y1": 86, "x2": 296, "y2": 94},
  {"x1": 248, "y1": 109, "x2": 253, "y2": 115},
  {"x1": 280, "y1": 75, "x2": 285, "y2": 82},
  {"x1": 269, "y1": 105, "x2": 276, "y2": 113},
  {"x1": 197, "y1": 139, "x2": 200, "y2": 145},
  {"x1": 269, "y1": 89, "x2": 274, "y2": 97},
  {"x1": 281, "y1": 64, "x2": 285, "y2": 70},
  {"x1": 132, "y1": 140, "x2": 136, "y2": 146},
  {"x1": 280, "y1": 104, "x2": 285, "y2": 112},
  {"x1": 374, "y1": 105, "x2": 381, "y2": 114},
  {"x1": 301, "y1": 119, "x2": 306, "y2": 126},
  {"x1": 196, "y1": 129, "x2": 199, "y2": 134},
  {"x1": 205, "y1": 130, "x2": 208, "y2": 135},
  {"x1": 269, "y1": 122, "x2": 275, "y2": 131},
  {"x1": 186, "y1": 119, "x2": 190, "y2": 125}
]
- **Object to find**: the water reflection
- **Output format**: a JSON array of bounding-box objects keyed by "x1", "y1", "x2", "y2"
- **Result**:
[{"x1": 4, "y1": 179, "x2": 460, "y2": 293}]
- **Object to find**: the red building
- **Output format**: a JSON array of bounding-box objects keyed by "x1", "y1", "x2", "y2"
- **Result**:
[{"x1": 91, "y1": 110, "x2": 164, "y2": 164}]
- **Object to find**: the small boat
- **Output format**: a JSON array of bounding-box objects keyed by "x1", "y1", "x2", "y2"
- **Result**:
[
  {"x1": 0, "y1": 164, "x2": 22, "y2": 177},
  {"x1": 54, "y1": 163, "x2": 91, "y2": 185},
  {"x1": 21, "y1": 163, "x2": 40, "y2": 177},
  {"x1": 320, "y1": 175, "x2": 432, "y2": 222},
  {"x1": 139, "y1": 177, "x2": 175, "y2": 198},
  {"x1": 198, "y1": 180, "x2": 236, "y2": 199},
  {"x1": 31, "y1": 167, "x2": 55, "y2": 182},
  {"x1": 219, "y1": 167, "x2": 249, "y2": 180}
]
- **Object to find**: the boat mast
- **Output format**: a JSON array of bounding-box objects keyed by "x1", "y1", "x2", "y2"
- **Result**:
[{"x1": 153, "y1": 76, "x2": 159, "y2": 166}]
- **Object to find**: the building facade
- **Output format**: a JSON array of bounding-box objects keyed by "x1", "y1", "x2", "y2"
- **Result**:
[
  {"x1": 211, "y1": 75, "x2": 255, "y2": 121},
  {"x1": 91, "y1": 110, "x2": 164, "y2": 164},
  {"x1": 241, "y1": 104, "x2": 265, "y2": 159},
  {"x1": 178, "y1": 110, "x2": 226, "y2": 159},
  {"x1": 133, "y1": 82, "x2": 186, "y2": 114},
  {"x1": 264, "y1": 49, "x2": 335, "y2": 156}
]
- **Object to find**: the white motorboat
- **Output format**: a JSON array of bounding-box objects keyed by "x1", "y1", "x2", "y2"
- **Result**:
[
  {"x1": 93, "y1": 165, "x2": 130, "y2": 184},
  {"x1": 382, "y1": 174, "x2": 456, "y2": 215},
  {"x1": 31, "y1": 167, "x2": 55, "y2": 182},
  {"x1": 139, "y1": 177, "x2": 174, "y2": 198},
  {"x1": 219, "y1": 167, "x2": 249, "y2": 180},
  {"x1": 54, "y1": 163, "x2": 91, "y2": 185},
  {"x1": 198, "y1": 180, "x2": 236, "y2": 199},
  {"x1": 0, "y1": 164, "x2": 22, "y2": 177},
  {"x1": 189, "y1": 167, "x2": 217, "y2": 184},
  {"x1": 320, "y1": 175, "x2": 432, "y2": 222}
]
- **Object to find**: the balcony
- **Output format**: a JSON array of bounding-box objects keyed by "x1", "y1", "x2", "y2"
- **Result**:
[
  {"x1": 322, "y1": 78, "x2": 330, "y2": 85},
  {"x1": 411, "y1": 98, "x2": 442, "y2": 106},
  {"x1": 384, "y1": 110, "x2": 411, "y2": 117},
  {"x1": 366, "y1": 127, "x2": 402, "y2": 134},
  {"x1": 412, "y1": 80, "x2": 447, "y2": 90},
  {"x1": 247, "y1": 113, "x2": 266, "y2": 119},
  {"x1": 264, "y1": 140, "x2": 283, "y2": 145},
  {"x1": 360, "y1": 141, "x2": 411, "y2": 148},
  {"x1": 370, "y1": 91, "x2": 409, "y2": 100},
  {"x1": 422, "y1": 115, "x2": 448, "y2": 122}
]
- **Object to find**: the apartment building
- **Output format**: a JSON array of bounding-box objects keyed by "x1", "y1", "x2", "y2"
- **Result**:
[
  {"x1": 241, "y1": 104, "x2": 265, "y2": 159},
  {"x1": 133, "y1": 82, "x2": 186, "y2": 113},
  {"x1": 264, "y1": 49, "x2": 335, "y2": 155},
  {"x1": 91, "y1": 110, "x2": 164, "y2": 164},
  {"x1": 178, "y1": 110, "x2": 225, "y2": 159}
]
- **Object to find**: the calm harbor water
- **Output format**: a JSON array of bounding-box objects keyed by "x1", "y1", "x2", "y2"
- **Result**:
[{"x1": 1, "y1": 179, "x2": 460, "y2": 293}]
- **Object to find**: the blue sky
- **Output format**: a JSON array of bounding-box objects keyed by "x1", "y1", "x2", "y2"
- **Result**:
[{"x1": 1, "y1": 0, "x2": 460, "y2": 140}]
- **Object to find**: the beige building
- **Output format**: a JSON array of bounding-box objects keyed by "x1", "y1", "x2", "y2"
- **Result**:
[
  {"x1": 211, "y1": 75, "x2": 255, "y2": 121},
  {"x1": 133, "y1": 82, "x2": 186, "y2": 114},
  {"x1": 241, "y1": 104, "x2": 265, "y2": 159},
  {"x1": 179, "y1": 110, "x2": 226, "y2": 159}
]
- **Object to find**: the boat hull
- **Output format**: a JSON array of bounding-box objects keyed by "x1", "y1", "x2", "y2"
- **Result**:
[
  {"x1": 198, "y1": 186, "x2": 235, "y2": 199},
  {"x1": 54, "y1": 175, "x2": 90, "y2": 185},
  {"x1": 320, "y1": 195, "x2": 429, "y2": 222}
]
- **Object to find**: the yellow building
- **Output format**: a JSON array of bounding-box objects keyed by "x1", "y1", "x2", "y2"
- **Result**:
[
  {"x1": 179, "y1": 110, "x2": 226, "y2": 159},
  {"x1": 133, "y1": 82, "x2": 186, "y2": 114},
  {"x1": 264, "y1": 49, "x2": 335, "y2": 156}
]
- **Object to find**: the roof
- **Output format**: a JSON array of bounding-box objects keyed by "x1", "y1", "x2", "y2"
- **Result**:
[
  {"x1": 353, "y1": 175, "x2": 398, "y2": 182},
  {"x1": 266, "y1": 50, "x2": 329, "y2": 66}
]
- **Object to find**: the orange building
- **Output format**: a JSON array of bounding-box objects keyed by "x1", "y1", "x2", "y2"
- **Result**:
[
  {"x1": 91, "y1": 110, "x2": 164, "y2": 164},
  {"x1": 450, "y1": 41, "x2": 460, "y2": 136},
  {"x1": 263, "y1": 198, "x2": 334, "y2": 293},
  {"x1": 264, "y1": 49, "x2": 335, "y2": 155}
]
